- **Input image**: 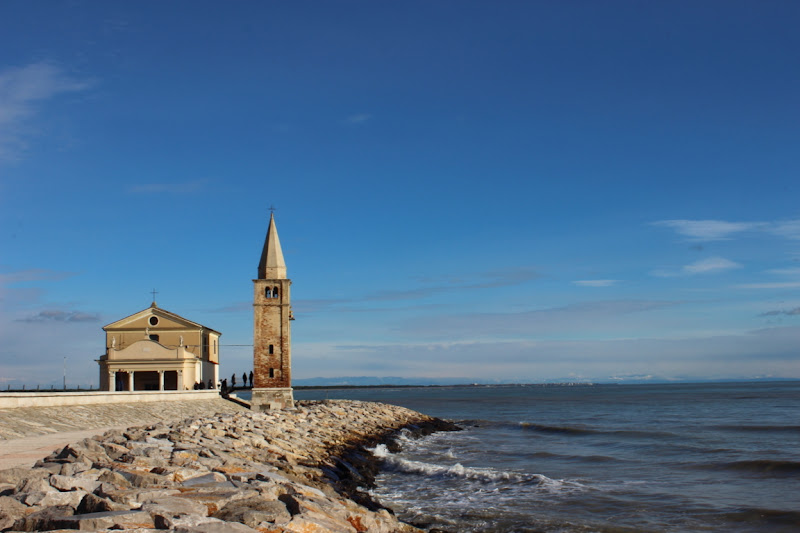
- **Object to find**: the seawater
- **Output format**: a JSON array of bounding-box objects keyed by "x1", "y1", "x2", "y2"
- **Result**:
[{"x1": 288, "y1": 382, "x2": 800, "y2": 532}]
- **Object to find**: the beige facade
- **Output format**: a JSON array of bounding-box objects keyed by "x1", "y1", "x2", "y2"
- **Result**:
[{"x1": 97, "y1": 303, "x2": 220, "y2": 391}]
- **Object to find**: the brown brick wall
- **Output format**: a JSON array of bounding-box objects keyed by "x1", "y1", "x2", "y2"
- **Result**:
[{"x1": 252, "y1": 278, "x2": 292, "y2": 389}]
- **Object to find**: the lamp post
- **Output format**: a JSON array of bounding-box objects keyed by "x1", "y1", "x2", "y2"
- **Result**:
[{"x1": 63, "y1": 357, "x2": 66, "y2": 390}]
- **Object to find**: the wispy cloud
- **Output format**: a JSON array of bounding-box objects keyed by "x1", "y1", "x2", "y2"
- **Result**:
[
  {"x1": 128, "y1": 179, "x2": 209, "y2": 194},
  {"x1": 397, "y1": 299, "x2": 683, "y2": 340},
  {"x1": 0, "y1": 62, "x2": 91, "y2": 161},
  {"x1": 766, "y1": 267, "x2": 800, "y2": 276},
  {"x1": 573, "y1": 279, "x2": 619, "y2": 287},
  {"x1": 771, "y1": 220, "x2": 800, "y2": 240},
  {"x1": 682, "y1": 257, "x2": 742, "y2": 275},
  {"x1": 366, "y1": 267, "x2": 539, "y2": 301},
  {"x1": 735, "y1": 282, "x2": 800, "y2": 289},
  {"x1": 17, "y1": 309, "x2": 100, "y2": 323},
  {"x1": 294, "y1": 325, "x2": 800, "y2": 381},
  {"x1": 344, "y1": 113, "x2": 372, "y2": 125},
  {"x1": 651, "y1": 257, "x2": 742, "y2": 277},
  {"x1": 759, "y1": 307, "x2": 800, "y2": 317},
  {"x1": 654, "y1": 218, "x2": 800, "y2": 242},
  {"x1": 0, "y1": 268, "x2": 76, "y2": 285},
  {"x1": 653, "y1": 219, "x2": 763, "y2": 241}
]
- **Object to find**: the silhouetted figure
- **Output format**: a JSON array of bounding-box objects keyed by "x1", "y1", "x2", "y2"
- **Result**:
[
  {"x1": 249, "y1": 371, "x2": 253, "y2": 386},
  {"x1": 208, "y1": 379, "x2": 213, "y2": 389},
  {"x1": 242, "y1": 372, "x2": 247, "y2": 387},
  {"x1": 221, "y1": 378, "x2": 228, "y2": 396},
  {"x1": 193, "y1": 382, "x2": 199, "y2": 390},
  {"x1": 231, "y1": 373, "x2": 236, "y2": 389},
  {"x1": 199, "y1": 381, "x2": 205, "y2": 389}
]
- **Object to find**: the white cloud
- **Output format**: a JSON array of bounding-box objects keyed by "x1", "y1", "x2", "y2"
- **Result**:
[
  {"x1": 771, "y1": 220, "x2": 800, "y2": 240},
  {"x1": 735, "y1": 282, "x2": 800, "y2": 289},
  {"x1": 344, "y1": 113, "x2": 372, "y2": 124},
  {"x1": 573, "y1": 279, "x2": 619, "y2": 287},
  {"x1": 654, "y1": 218, "x2": 800, "y2": 242},
  {"x1": 653, "y1": 219, "x2": 763, "y2": 241},
  {"x1": 766, "y1": 267, "x2": 800, "y2": 276},
  {"x1": 682, "y1": 257, "x2": 742, "y2": 275},
  {"x1": 651, "y1": 257, "x2": 742, "y2": 277},
  {"x1": 17, "y1": 310, "x2": 100, "y2": 323},
  {"x1": 0, "y1": 62, "x2": 91, "y2": 161},
  {"x1": 127, "y1": 179, "x2": 209, "y2": 194},
  {"x1": 292, "y1": 325, "x2": 800, "y2": 381}
]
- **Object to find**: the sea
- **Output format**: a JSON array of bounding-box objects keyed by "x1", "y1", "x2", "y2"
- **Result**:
[{"x1": 250, "y1": 382, "x2": 800, "y2": 532}]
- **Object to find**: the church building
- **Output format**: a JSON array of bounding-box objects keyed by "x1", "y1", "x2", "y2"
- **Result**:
[
  {"x1": 97, "y1": 302, "x2": 220, "y2": 391},
  {"x1": 250, "y1": 212, "x2": 295, "y2": 410}
]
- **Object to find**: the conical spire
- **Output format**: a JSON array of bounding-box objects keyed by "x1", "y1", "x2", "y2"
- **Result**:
[{"x1": 257, "y1": 213, "x2": 287, "y2": 279}]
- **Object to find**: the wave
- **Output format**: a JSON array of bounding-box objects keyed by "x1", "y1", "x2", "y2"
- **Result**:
[
  {"x1": 704, "y1": 459, "x2": 800, "y2": 476},
  {"x1": 369, "y1": 444, "x2": 584, "y2": 491},
  {"x1": 530, "y1": 451, "x2": 619, "y2": 463},
  {"x1": 714, "y1": 424, "x2": 800, "y2": 433},
  {"x1": 517, "y1": 422, "x2": 678, "y2": 439},
  {"x1": 710, "y1": 508, "x2": 800, "y2": 528}
]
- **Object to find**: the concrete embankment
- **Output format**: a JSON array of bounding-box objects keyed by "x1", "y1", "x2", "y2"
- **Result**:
[
  {"x1": 0, "y1": 400, "x2": 458, "y2": 532},
  {"x1": 0, "y1": 397, "x2": 245, "y2": 440}
]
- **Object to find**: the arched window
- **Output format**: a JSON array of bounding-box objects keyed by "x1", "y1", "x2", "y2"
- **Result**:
[
  {"x1": 273, "y1": 286, "x2": 279, "y2": 298},
  {"x1": 268, "y1": 344, "x2": 274, "y2": 354},
  {"x1": 265, "y1": 287, "x2": 272, "y2": 298}
]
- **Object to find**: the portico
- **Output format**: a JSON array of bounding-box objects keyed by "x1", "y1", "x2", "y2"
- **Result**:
[{"x1": 98, "y1": 302, "x2": 220, "y2": 391}]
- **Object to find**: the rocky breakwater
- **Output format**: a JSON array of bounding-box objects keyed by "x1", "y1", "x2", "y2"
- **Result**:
[{"x1": 0, "y1": 400, "x2": 458, "y2": 533}]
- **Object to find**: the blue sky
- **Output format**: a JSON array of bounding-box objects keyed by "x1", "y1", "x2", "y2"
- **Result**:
[{"x1": 1, "y1": 1, "x2": 799, "y2": 387}]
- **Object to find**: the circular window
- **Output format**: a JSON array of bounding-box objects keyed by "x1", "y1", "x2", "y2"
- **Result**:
[{"x1": 149, "y1": 316, "x2": 159, "y2": 326}]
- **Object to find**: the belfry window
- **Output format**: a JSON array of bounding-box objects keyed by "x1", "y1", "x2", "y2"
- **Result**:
[
  {"x1": 265, "y1": 288, "x2": 272, "y2": 298},
  {"x1": 273, "y1": 287, "x2": 279, "y2": 298}
]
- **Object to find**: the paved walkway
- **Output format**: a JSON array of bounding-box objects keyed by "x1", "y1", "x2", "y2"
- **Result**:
[{"x1": 0, "y1": 426, "x2": 132, "y2": 470}]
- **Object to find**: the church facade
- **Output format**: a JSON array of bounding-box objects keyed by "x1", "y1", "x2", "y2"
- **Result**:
[
  {"x1": 250, "y1": 213, "x2": 295, "y2": 410},
  {"x1": 97, "y1": 303, "x2": 220, "y2": 391}
]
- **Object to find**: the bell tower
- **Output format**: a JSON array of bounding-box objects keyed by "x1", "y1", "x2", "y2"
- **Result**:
[{"x1": 250, "y1": 212, "x2": 294, "y2": 410}]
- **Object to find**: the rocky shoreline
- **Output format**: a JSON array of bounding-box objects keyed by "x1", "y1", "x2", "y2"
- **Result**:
[{"x1": 0, "y1": 400, "x2": 458, "y2": 532}]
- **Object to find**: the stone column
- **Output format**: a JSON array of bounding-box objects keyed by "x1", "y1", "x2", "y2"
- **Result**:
[
  {"x1": 177, "y1": 369, "x2": 184, "y2": 391},
  {"x1": 128, "y1": 371, "x2": 134, "y2": 391},
  {"x1": 158, "y1": 371, "x2": 164, "y2": 391},
  {"x1": 108, "y1": 371, "x2": 116, "y2": 391}
]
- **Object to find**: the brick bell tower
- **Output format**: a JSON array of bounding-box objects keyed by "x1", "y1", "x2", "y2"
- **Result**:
[{"x1": 250, "y1": 212, "x2": 294, "y2": 410}]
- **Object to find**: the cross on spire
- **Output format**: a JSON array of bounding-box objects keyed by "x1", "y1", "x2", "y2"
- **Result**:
[
  {"x1": 269, "y1": 205, "x2": 277, "y2": 216},
  {"x1": 150, "y1": 288, "x2": 158, "y2": 306}
]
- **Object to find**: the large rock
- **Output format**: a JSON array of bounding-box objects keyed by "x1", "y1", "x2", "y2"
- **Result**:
[{"x1": 212, "y1": 496, "x2": 291, "y2": 528}]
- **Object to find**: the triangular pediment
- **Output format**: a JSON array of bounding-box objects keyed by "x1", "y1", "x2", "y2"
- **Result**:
[{"x1": 103, "y1": 305, "x2": 217, "y2": 333}]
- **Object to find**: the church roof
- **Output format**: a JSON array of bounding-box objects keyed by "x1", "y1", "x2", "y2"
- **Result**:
[
  {"x1": 102, "y1": 303, "x2": 221, "y2": 334},
  {"x1": 257, "y1": 212, "x2": 287, "y2": 279}
]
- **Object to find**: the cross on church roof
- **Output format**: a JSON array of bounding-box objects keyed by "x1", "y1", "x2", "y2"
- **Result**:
[
  {"x1": 150, "y1": 288, "x2": 158, "y2": 306},
  {"x1": 269, "y1": 205, "x2": 277, "y2": 215}
]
